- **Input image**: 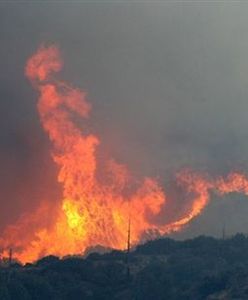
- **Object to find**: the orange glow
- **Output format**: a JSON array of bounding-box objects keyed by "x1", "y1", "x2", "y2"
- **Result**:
[{"x1": 1, "y1": 45, "x2": 248, "y2": 263}]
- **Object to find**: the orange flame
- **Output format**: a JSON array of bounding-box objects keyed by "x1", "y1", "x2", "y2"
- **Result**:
[{"x1": 1, "y1": 45, "x2": 248, "y2": 263}]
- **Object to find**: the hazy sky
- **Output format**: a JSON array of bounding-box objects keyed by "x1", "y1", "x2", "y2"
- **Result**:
[{"x1": 1, "y1": 2, "x2": 248, "y2": 238}]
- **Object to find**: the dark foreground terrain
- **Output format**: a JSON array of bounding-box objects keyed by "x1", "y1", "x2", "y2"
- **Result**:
[{"x1": 1, "y1": 235, "x2": 248, "y2": 299}]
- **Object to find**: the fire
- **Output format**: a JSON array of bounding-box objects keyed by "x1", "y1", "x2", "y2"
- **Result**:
[{"x1": 1, "y1": 45, "x2": 248, "y2": 263}]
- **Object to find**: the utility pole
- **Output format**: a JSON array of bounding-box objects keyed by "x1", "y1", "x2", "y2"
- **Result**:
[
  {"x1": 8, "y1": 248, "x2": 12, "y2": 267},
  {"x1": 127, "y1": 215, "x2": 131, "y2": 255},
  {"x1": 126, "y1": 213, "x2": 131, "y2": 280},
  {"x1": 222, "y1": 223, "x2": 226, "y2": 240}
]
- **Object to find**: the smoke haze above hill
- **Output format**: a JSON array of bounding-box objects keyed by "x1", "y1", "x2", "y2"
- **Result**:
[{"x1": 1, "y1": 2, "x2": 248, "y2": 239}]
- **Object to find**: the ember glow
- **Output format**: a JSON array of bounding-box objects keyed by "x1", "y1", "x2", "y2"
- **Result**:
[{"x1": 1, "y1": 45, "x2": 248, "y2": 263}]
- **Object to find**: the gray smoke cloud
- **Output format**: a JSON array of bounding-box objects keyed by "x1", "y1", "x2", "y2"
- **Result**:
[{"x1": 1, "y1": 2, "x2": 248, "y2": 238}]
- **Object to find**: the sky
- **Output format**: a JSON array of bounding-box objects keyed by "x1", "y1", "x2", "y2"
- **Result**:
[{"x1": 1, "y1": 2, "x2": 248, "y2": 238}]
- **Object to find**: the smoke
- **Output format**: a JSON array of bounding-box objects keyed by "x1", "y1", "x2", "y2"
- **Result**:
[
  {"x1": 1, "y1": 45, "x2": 248, "y2": 263},
  {"x1": 2, "y1": 4, "x2": 248, "y2": 261}
]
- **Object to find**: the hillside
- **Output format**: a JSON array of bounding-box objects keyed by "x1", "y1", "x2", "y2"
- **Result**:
[{"x1": 1, "y1": 235, "x2": 248, "y2": 299}]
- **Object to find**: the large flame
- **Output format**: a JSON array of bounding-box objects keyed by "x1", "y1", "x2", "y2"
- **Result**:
[{"x1": 1, "y1": 45, "x2": 248, "y2": 263}]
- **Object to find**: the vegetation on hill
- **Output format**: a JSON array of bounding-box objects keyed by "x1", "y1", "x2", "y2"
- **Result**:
[{"x1": 1, "y1": 234, "x2": 248, "y2": 299}]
